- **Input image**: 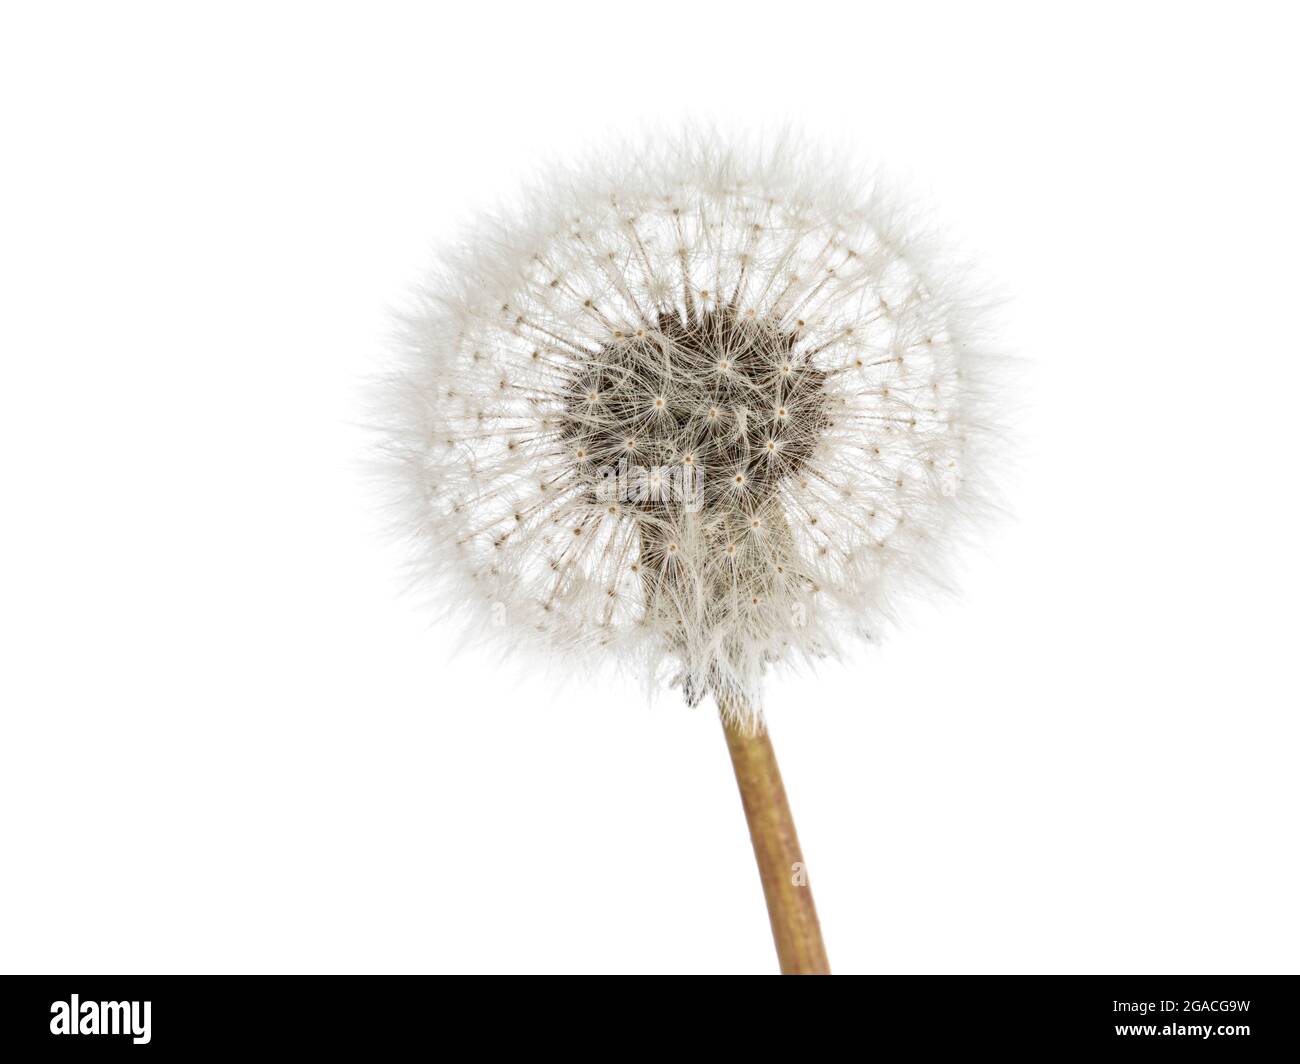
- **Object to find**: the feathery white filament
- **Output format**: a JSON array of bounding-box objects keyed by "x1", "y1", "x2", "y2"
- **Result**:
[{"x1": 378, "y1": 134, "x2": 1002, "y2": 723}]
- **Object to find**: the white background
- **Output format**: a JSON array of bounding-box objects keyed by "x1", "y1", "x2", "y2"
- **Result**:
[{"x1": 2, "y1": 2, "x2": 1297, "y2": 974}]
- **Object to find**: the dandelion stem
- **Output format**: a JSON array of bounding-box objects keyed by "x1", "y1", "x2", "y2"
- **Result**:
[{"x1": 720, "y1": 705, "x2": 830, "y2": 975}]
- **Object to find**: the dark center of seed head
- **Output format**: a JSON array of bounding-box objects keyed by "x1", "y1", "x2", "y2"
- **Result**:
[{"x1": 560, "y1": 306, "x2": 829, "y2": 516}]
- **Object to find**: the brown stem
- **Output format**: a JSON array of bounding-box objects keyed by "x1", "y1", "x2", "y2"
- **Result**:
[{"x1": 720, "y1": 704, "x2": 830, "y2": 975}]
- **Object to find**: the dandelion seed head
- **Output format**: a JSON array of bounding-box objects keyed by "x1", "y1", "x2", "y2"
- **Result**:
[{"x1": 376, "y1": 132, "x2": 1006, "y2": 722}]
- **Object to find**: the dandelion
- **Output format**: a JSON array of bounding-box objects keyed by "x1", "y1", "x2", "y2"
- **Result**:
[{"x1": 375, "y1": 132, "x2": 1005, "y2": 973}]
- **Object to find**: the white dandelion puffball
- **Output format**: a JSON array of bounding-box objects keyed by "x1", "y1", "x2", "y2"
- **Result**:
[{"x1": 380, "y1": 134, "x2": 1002, "y2": 719}]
